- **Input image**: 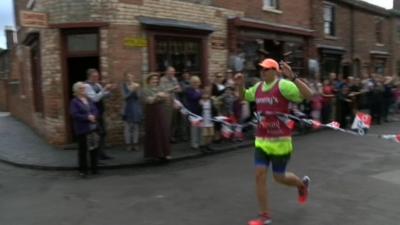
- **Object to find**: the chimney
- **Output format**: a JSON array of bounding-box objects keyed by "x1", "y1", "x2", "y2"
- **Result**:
[
  {"x1": 5, "y1": 26, "x2": 16, "y2": 49},
  {"x1": 394, "y1": 0, "x2": 400, "y2": 10}
]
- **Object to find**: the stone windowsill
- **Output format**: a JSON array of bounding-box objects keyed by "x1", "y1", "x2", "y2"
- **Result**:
[
  {"x1": 376, "y1": 43, "x2": 385, "y2": 47},
  {"x1": 325, "y1": 35, "x2": 339, "y2": 40},
  {"x1": 262, "y1": 7, "x2": 283, "y2": 14}
]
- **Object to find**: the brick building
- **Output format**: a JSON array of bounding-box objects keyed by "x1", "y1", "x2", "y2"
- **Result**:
[
  {"x1": 312, "y1": 0, "x2": 398, "y2": 78},
  {"x1": 3, "y1": 0, "x2": 400, "y2": 146}
]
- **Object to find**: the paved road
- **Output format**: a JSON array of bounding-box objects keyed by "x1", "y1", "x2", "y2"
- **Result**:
[{"x1": 0, "y1": 122, "x2": 399, "y2": 225}]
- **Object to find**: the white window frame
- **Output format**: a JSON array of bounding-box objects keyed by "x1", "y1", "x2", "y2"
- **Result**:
[
  {"x1": 375, "y1": 18, "x2": 384, "y2": 45},
  {"x1": 263, "y1": 0, "x2": 280, "y2": 11},
  {"x1": 323, "y1": 3, "x2": 336, "y2": 37}
]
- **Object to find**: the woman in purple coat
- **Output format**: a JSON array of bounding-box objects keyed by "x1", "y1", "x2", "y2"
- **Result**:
[{"x1": 69, "y1": 82, "x2": 99, "y2": 177}]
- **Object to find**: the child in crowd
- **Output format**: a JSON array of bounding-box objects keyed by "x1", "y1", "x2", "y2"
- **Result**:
[{"x1": 200, "y1": 86, "x2": 217, "y2": 150}]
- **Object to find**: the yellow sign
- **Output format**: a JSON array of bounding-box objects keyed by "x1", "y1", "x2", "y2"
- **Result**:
[
  {"x1": 124, "y1": 38, "x2": 147, "y2": 48},
  {"x1": 20, "y1": 10, "x2": 48, "y2": 28}
]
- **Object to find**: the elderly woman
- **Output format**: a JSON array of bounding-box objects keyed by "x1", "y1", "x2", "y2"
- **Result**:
[
  {"x1": 142, "y1": 73, "x2": 171, "y2": 160},
  {"x1": 184, "y1": 76, "x2": 202, "y2": 149},
  {"x1": 69, "y1": 82, "x2": 99, "y2": 177},
  {"x1": 122, "y1": 72, "x2": 143, "y2": 151}
]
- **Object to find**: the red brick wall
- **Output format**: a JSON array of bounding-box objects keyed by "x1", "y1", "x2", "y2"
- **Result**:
[
  {"x1": 312, "y1": 0, "x2": 392, "y2": 76},
  {"x1": 391, "y1": 17, "x2": 400, "y2": 77},
  {"x1": 100, "y1": 25, "x2": 144, "y2": 145},
  {"x1": 214, "y1": 0, "x2": 312, "y2": 29},
  {"x1": 7, "y1": 46, "x2": 35, "y2": 128},
  {"x1": 0, "y1": 80, "x2": 8, "y2": 111},
  {"x1": 311, "y1": 1, "x2": 351, "y2": 59},
  {"x1": 353, "y1": 11, "x2": 391, "y2": 75}
]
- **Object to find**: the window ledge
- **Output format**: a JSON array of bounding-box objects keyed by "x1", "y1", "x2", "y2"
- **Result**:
[
  {"x1": 262, "y1": 7, "x2": 282, "y2": 14},
  {"x1": 376, "y1": 43, "x2": 384, "y2": 47},
  {"x1": 324, "y1": 35, "x2": 338, "y2": 40}
]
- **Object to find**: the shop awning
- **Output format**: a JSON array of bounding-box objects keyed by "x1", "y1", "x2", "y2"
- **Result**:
[
  {"x1": 137, "y1": 16, "x2": 214, "y2": 33},
  {"x1": 230, "y1": 17, "x2": 314, "y2": 37}
]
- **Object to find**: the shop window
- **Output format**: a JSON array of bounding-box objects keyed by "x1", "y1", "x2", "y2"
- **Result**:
[
  {"x1": 323, "y1": 4, "x2": 336, "y2": 36},
  {"x1": 155, "y1": 37, "x2": 201, "y2": 76},
  {"x1": 283, "y1": 42, "x2": 305, "y2": 76},
  {"x1": 263, "y1": 0, "x2": 279, "y2": 10},
  {"x1": 321, "y1": 54, "x2": 341, "y2": 79},
  {"x1": 342, "y1": 64, "x2": 351, "y2": 78},
  {"x1": 376, "y1": 19, "x2": 383, "y2": 44}
]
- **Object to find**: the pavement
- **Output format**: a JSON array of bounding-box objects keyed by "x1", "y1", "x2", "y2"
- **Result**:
[
  {"x1": 1, "y1": 111, "x2": 398, "y2": 171},
  {"x1": 0, "y1": 112, "x2": 253, "y2": 170},
  {"x1": 0, "y1": 120, "x2": 399, "y2": 225}
]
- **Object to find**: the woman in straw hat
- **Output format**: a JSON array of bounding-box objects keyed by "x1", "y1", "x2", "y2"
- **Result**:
[{"x1": 142, "y1": 73, "x2": 171, "y2": 160}]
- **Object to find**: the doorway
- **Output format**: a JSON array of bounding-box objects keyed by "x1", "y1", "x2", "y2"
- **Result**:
[
  {"x1": 66, "y1": 57, "x2": 99, "y2": 100},
  {"x1": 62, "y1": 28, "x2": 100, "y2": 143}
]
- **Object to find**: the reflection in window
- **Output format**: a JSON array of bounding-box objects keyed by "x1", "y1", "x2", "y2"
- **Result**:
[
  {"x1": 283, "y1": 42, "x2": 305, "y2": 76},
  {"x1": 155, "y1": 37, "x2": 201, "y2": 75}
]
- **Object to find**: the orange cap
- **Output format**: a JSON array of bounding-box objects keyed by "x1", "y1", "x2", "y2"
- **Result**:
[{"x1": 259, "y1": 58, "x2": 280, "y2": 72}]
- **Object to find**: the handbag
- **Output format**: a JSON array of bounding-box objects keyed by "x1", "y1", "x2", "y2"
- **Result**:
[{"x1": 87, "y1": 131, "x2": 100, "y2": 151}]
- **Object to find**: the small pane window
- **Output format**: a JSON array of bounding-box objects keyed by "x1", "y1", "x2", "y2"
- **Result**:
[
  {"x1": 263, "y1": 0, "x2": 279, "y2": 10},
  {"x1": 376, "y1": 19, "x2": 383, "y2": 44},
  {"x1": 67, "y1": 33, "x2": 98, "y2": 53},
  {"x1": 155, "y1": 37, "x2": 201, "y2": 76},
  {"x1": 323, "y1": 4, "x2": 335, "y2": 36}
]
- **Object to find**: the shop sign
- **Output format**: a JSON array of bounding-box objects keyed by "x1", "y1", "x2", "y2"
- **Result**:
[
  {"x1": 211, "y1": 37, "x2": 226, "y2": 50},
  {"x1": 124, "y1": 37, "x2": 147, "y2": 48},
  {"x1": 20, "y1": 10, "x2": 48, "y2": 28}
]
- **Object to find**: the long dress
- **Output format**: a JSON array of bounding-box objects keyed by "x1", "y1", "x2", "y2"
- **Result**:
[{"x1": 142, "y1": 87, "x2": 171, "y2": 159}]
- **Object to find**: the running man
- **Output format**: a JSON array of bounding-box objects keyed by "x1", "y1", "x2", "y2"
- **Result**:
[{"x1": 235, "y1": 59, "x2": 314, "y2": 225}]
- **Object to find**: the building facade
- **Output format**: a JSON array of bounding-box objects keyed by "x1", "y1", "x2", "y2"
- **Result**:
[
  {"x1": 3, "y1": 0, "x2": 400, "y2": 146},
  {"x1": 312, "y1": 0, "x2": 396, "y2": 79}
]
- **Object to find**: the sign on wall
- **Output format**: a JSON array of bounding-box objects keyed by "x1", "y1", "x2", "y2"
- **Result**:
[
  {"x1": 20, "y1": 10, "x2": 48, "y2": 28},
  {"x1": 211, "y1": 37, "x2": 226, "y2": 50},
  {"x1": 123, "y1": 38, "x2": 147, "y2": 48}
]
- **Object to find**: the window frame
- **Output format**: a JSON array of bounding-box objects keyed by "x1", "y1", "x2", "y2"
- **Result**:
[
  {"x1": 323, "y1": 3, "x2": 336, "y2": 37},
  {"x1": 375, "y1": 18, "x2": 384, "y2": 44},
  {"x1": 262, "y1": 0, "x2": 280, "y2": 11}
]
